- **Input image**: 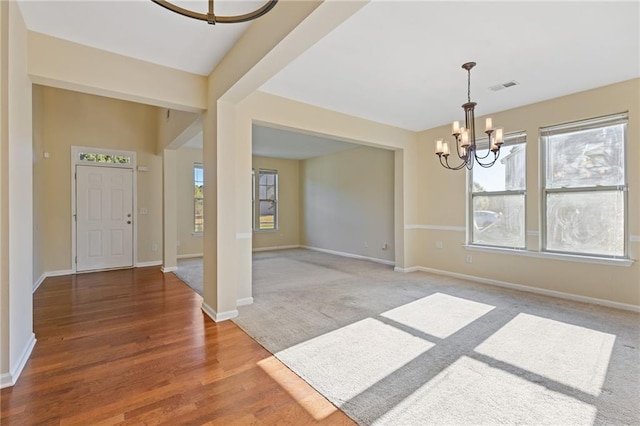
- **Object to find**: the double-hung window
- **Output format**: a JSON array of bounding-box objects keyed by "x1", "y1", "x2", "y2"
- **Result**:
[
  {"x1": 541, "y1": 113, "x2": 627, "y2": 258},
  {"x1": 194, "y1": 163, "x2": 204, "y2": 233},
  {"x1": 256, "y1": 169, "x2": 278, "y2": 231},
  {"x1": 469, "y1": 132, "x2": 527, "y2": 248}
]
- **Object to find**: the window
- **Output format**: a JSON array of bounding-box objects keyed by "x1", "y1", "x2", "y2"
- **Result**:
[
  {"x1": 255, "y1": 169, "x2": 278, "y2": 231},
  {"x1": 79, "y1": 152, "x2": 131, "y2": 164},
  {"x1": 194, "y1": 163, "x2": 204, "y2": 233},
  {"x1": 469, "y1": 132, "x2": 526, "y2": 248},
  {"x1": 541, "y1": 113, "x2": 627, "y2": 258}
]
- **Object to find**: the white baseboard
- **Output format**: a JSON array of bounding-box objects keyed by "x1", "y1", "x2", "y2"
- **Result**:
[
  {"x1": 136, "y1": 260, "x2": 162, "y2": 268},
  {"x1": 46, "y1": 269, "x2": 74, "y2": 277},
  {"x1": 252, "y1": 245, "x2": 300, "y2": 252},
  {"x1": 0, "y1": 333, "x2": 36, "y2": 389},
  {"x1": 301, "y1": 245, "x2": 395, "y2": 266},
  {"x1": 406, "y1": 265, "x2": 640, "y2": 313},
  {"x1": 161, "y1": 266, "x2": 178, "y2": 273},
  {"x1": 201, "y1": 302, "x2": 238, "y2": 322},
  {"x1": 33, "y1": 273, "x2": 46, "y2": 293},
  {"x1": 237, "y1": 297, "x2": 254, "y2": 306},
  {"x1": 177, "y1": 253, "x2": 203, "y2": 259}
]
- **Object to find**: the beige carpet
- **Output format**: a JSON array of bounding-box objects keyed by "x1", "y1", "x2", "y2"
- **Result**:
[{"x1": 233, "y1": 249, "x2": 640, "y2": 426}]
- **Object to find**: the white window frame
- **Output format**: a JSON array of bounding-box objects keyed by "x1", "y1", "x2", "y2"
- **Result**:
[
  {"x1": 467, "y1": 132, "x2": 527, "y2": 249},
  {"x1": 193, "y1": 163, "x2": 204, "y2": 234},
  {"x1": 540, "y1": 112, "x2": 628, "y2": 259},
  {"x1": 254, "y1": 169, "x2": 278, "y2": 232}
]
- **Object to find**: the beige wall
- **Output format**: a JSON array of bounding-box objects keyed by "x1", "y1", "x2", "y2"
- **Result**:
[
  {"x1": 34, "y1": 86, "x2": 163, "y2": 272},
  {"x1": 32, "y1": 84, "x2": 44, "y2": 283},
  {"x1": 176, "y1": 147, "x2": 203, "y2": 257},
  {"x1": 300, "y1": 146, "x2": 395, "y2": 263},
  {"x1": 252, "y1": 156, "x2": 300, "y2": 250},
  {"x1": 417, "y1": 78, "x2": 640, "y2": 307},
  {"x1": 157, "y1": 109, "x2": 200, "y2": 153}
]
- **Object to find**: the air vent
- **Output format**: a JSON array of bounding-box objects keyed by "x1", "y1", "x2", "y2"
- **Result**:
[{"x1": 489, "y1": 80, "x2": 519, "y2": 92}]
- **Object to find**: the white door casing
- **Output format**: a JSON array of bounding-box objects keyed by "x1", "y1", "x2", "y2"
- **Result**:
[{"x1": 76, "y1": 165, "x2": 134, "y2": 272}]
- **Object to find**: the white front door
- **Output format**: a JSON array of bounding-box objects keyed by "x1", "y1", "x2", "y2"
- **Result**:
[{"x1": 76, "y1": 165, "x2": 134, "y2": 272}]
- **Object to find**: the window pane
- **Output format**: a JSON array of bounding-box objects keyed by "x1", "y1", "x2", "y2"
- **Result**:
[
  {"x1": 545, "y1": 124, "x2": 625, "y2": 189},
  {"x1": 546, "y1": 191, "x2": 624, "y2": 256},
  {"x1": 472, "y1": 195, "x2": 525, "y2": 248},
  {"x1": 194, "y1": 198, "x2": 204, "y2": 233},
  {"x1": 259, "y1": 200, "x2": 276, "y2": 230},
  {"x1": 473, "y1": 144, "x2": 526, "y2": 192}
]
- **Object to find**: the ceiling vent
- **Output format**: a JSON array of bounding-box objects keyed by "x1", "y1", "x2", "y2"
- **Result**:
[{"x1": 489, "y1": 80, "x2": 519, "y2": 92}]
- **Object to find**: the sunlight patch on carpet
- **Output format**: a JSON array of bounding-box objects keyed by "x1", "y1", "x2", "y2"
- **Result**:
[
  {"x1": 475, "y1": 313, "x2": 615, "y2": 396},
  {"x1": 276, "y1": 318, "x2": 434, "y2": 403},
  {"x1": 380, "y1": 292, "x2": 495, "y2": 338},
  {"x1": 376, "y1": 356, "x2": 597, "y2": 425}
]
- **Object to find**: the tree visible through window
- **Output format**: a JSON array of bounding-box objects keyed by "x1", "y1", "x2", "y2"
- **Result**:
[
  {"x1": 194, "y1": 164, "x2": 204, "y2": 233},
  {"x1": 469, "y1": 132, "x2": 527, "y2": 248},
  {"x1": 257, "y1": 169, "x2": 278, "y2": 230},
  {"x1": 542, "y1": 113, "x2": 627, "y2": 257}
]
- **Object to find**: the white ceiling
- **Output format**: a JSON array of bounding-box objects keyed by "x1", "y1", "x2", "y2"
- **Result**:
[
  {"x1": 261, "y1": 1, "x2": 640, "y2": 131},
  {"x1": 17, "y1": 1, "x2": 640, "y2": 135}
]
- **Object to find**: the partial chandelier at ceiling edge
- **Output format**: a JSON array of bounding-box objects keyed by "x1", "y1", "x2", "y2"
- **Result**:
[{"x1": 152, "y1": 0, "x2": 278, "y2": 25}]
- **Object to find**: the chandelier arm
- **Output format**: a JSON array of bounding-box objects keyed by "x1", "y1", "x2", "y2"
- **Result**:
[
  {"x1": 151, "y1": 0, "x2": 278, "y2": 24},
  {"x1": 439, "y1": 155, "x2": 468, "y2": 171},
  {"x1": 475, "y1": 151, "x2": 501, "y2": 168},
  {"x1": 473, "y1": 146, "x2": 496, "y2": 160}
]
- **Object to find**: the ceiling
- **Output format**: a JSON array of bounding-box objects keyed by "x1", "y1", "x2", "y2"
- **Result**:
[{"x1": 17, "y1": 1, "x2": 640, "y2": 135}]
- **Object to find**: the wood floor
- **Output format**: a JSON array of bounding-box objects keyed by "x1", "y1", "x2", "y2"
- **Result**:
[{"x1": 0, "y1": 267, "x2": 355, "y2": 425}]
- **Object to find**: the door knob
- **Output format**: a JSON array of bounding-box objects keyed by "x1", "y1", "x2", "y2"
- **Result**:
[
  {"x1": 127, "y1": 220, "x2": 132, "y2": 224},
  {"x1": 127, "y1": 213, "x2": 132, "y2": 217}
]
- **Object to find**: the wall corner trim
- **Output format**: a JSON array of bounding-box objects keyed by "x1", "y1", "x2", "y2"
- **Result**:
[
  {"x1": 0, "y1": 334, "x2": 37, "y2": 389},
  {"x1": 411, "y1": 266, "x2": 640, "y2": 313},
  {"x1": 201, "y1": 302, "x2": 238, "y2": 322},
  {"x1": 161, "y1": 266, "x2": 178, "y2": 273},
  {"x1": 33, "y1": 273, "x2": 46, "y2": 293}
]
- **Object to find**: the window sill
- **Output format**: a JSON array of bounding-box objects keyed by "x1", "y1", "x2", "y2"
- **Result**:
[
  {"x1": 463, "y1": 244, "x2": 634, "y2": 267},
  {"x1": 192, "y1": 232, "x2": 203, "y2": 237},
  {"x1": 253, "y1": 229, "x2": 279, "y2": 233}
]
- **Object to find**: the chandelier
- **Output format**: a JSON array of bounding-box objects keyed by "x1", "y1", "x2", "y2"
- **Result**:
[
  {"x1": 152, "y1": 0, "x2": 278, "y2": 25},
  {"x1": 435, "y1": 62, "x2": 504, "y2": 170}
]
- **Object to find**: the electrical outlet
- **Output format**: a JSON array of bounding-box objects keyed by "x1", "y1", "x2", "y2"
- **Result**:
[
  {"x1": 466, "y1": 254, "x2": 473, "y2": 264},
  {"x1": 152, "y1": 244, "x2": 158, "y2": 252},
  {"x1": 382, "y1": 243, "x2": 388, "y2": 250},
  {"x1": 435, "y1": 241, "x2": 443, "y2": 249}
]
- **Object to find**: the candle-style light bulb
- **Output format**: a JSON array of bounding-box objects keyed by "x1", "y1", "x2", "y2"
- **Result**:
[
  {"x1": 452, "y1": 121, "x2": 460, "y2": 135},
  {"x1": 495, "y1": 128, "x2": 504, "y2": 145},
  {"x1": 435, "y1": 138, "x2": 443, "y2": 154},
  {"x1": 485, "y1": 117, "x2": 493, "y2": 132},
  {"x1": 442, "y1": 141, "x2": 450, "y2": 156},
  {"x1": 461, "y1": 129, "x2": 470, "y2": 148}
]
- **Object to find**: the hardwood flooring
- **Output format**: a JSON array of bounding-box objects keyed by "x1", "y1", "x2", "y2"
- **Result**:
[{"x1": 0, "y1": 267, "x2": 355, "y2": 425}]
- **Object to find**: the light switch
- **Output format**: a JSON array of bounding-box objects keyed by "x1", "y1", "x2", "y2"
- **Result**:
[{"x1": 139, "y1": 207, "x2": 148, "y2": 215}]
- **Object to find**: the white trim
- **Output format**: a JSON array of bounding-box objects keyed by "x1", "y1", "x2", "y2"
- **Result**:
[
  {"x1": 236, "y1": 232, "x2": 252, "y2": 239},
  {"x1": 252, "y1": 245, "x2": 300, "y2": 252},
  {"x1": 136, "y1": 261, "x2": 162, "y2": 268},
  {"x1": 405, "y1": 224, "x2": 465, "y2": 232},
  {"x1": 161, "y1": 266, "x2": 178, "y2": 273},
  {"x1": 301, "y1": 245, "x2": 395, "y2": 266},
  {"x1": 406, "y1": 266, "x2": 640, "y2": 313},
  {"x1": 71, "y1": 146, "x2": 137, "y2": 274},
  {"x1": 394, "y1": 266, "x2": 419, "y2": 273},
  {"x1": 202, "y1": 302, "x2": 238, "y2": 322},
  {"x1": 631, "y1": 235, "x2": 640, "y2": 242},
  {"x1": 0, "y1": 333, "x2": 37, "y2": 389},
  {"x1": 33, "y1": 273, "x2": 46, "y2": 293},
  {"x1": 527, "y1": 230, "x2": 540, "y2": 237},
  {"x1": 464, "y1": 244, "x2": 634, "y2": 267},
  {"x1": 177, "y1": 253, "x2": 203, "y2": 259},
  {"x1": 237, "y1": 297, "x2": 254, "y2": 306},
  {"x1": 45, "y1": 269, "x2": 74, "y2": 277}
]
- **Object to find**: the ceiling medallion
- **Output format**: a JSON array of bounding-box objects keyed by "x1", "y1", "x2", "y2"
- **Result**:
[{"x1": 152, "y1": 0, "x2": 278, "y2": 25}]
